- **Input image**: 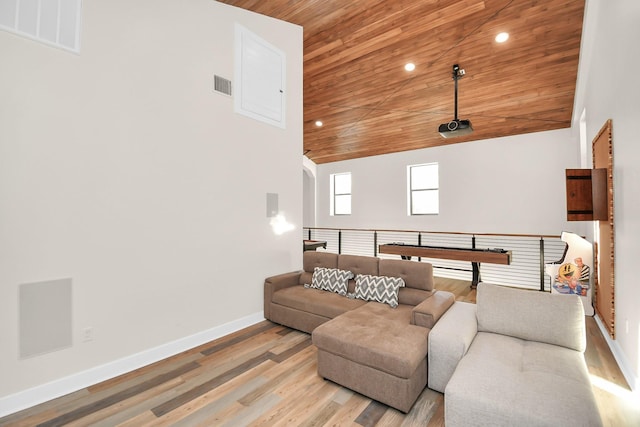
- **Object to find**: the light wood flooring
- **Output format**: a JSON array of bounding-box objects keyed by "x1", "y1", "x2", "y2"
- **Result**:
[{"x1": 1, "y1": 278, "x2": 638, "y2": 426}]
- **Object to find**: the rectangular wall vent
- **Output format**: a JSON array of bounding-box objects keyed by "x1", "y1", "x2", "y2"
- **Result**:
[
  {"x1": 214, "y1": 75, "x2": 232, "y2": 96},
  {"x1": 0, "y1": 0, "x2": 82, "y2": 53}
]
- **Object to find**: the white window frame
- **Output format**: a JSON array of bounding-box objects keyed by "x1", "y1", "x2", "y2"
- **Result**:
[
  {"x1": 330, "y1": 172, "x2": 351, "y2": 216},
  {"x1": 408, "y1": 163, "x2": 439, "y2": 215}
]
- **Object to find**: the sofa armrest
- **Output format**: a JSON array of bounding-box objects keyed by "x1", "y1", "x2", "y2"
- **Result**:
[
  {"x1": 264, "y1": 271, "x2": 302, "y2": 320},
  {"x1": 411, "y1": 290, "x2": 455, "y2": 329},
  {"x1": 427, "y1": 301, "x2": 477, "y2": 393}
]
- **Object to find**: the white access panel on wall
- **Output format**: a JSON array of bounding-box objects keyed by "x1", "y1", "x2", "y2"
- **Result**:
[{"x1": 234, "y1": 23, "x2": 286, "y2": 129}]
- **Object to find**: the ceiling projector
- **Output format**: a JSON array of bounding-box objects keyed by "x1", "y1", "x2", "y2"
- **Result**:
[
  {"x1": 438, "y1": 119, "x2": 473, "y2": 138},
  {"x1": 439, "y1": 64, "x2": 473, "y2": 138}
]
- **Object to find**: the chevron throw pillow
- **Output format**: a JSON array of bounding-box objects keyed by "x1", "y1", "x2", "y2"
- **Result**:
[
  {"x1": 351, "y1": 274, "x2": 405, "y2": 308},
  {"x1": 307, "y1": 267, "x2": 354, "y2": 296}
]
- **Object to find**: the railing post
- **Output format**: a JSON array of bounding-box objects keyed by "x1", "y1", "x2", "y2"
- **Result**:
[
  {"x1": 374, "y1": 231, "x2": 378, "y2": 257},
  {"x1": 472, "y1": 235, "x2": 476, "y2": 249},
  {"x1": 338, "y1": 230, "x2": 342, "y2": 254},
  {"x1": 418, "y1": 232, "x2": 422, "y2": 261},
  {"x1": 539, "y1": 237, "x2": 545, "y2": 291},
  {"x1": 308, "y1": 229, "x2": 311, "y2": 240}
]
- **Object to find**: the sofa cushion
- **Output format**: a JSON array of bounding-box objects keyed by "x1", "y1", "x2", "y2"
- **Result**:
[
  {"x1": 312, "y1": 303, "x2": 428, "y2": 379},
  {"x1": 272, "y1": 285, "x2": 367, "y2": 319},
  {"x1": 303, "y1": 251, "x2": 339, "y2": 273},
  {"x1": 379, "y1": 259, "x2": 434, "y2": 291},
  {"x1": 445, "y1": 332, "x2": 602, "y2": 427},
  {"x1": 398, "y1": 287, "x2": 433, "y2": 306},
  {"x1": 476, "y1": 283, "x2": 586, "y2": 352},
  {"x1": 338, "y1": 254, "x2": 379, "y2": 276},
  {"x1": 308, "y1": 267, "x2": 353, "y2": 296},
  {"x1": 351, "y1": 274, "x2": 405, "y2": 308}
]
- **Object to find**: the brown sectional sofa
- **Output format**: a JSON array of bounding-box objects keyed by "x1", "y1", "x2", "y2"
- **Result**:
[{"x1": 264, "y1": 251, "x2": 455, "y2": 412}]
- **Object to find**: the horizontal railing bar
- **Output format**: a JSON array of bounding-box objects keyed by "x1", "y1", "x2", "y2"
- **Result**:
[
  {"x1": 304, "y1": 226, "x2": 567, "y2": 291},
  {"x1": 305, "y1": 227, "x2": 560, "y2": 240}
]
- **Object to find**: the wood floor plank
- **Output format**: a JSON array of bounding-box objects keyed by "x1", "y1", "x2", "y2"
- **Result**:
[
  {"x1": 152, "y1": 375, "x2": 271, "y2": 427},
  {"x1": 399, "y1": 387, "x2": 440, "y2": 426},
  {"x1": 425, "y1": 393, "x2": 445, "y2": 427},
  {"x1": 195, "y1": 328, "x2": 287, "y2": 370},
  {"x1": 268, "y1": 329, "x2": 310, "y2": 354},
  {"x1": 246, "y1": 362, "x2": 327, "y2": 426},
  {"x1": 331, "y1": 387, "x2": 355, "y2": 406},
  {"x1": 375, "y1": 409, "x2": 405, "y2": 427},
  {"x1": 34, "y1": 361, "x2": 200, "y2": 427},
  {"x1": 0, "y1": 408, "x2": 61, "y2": 427},
  {"x1": 321, "y1": 392, "x2": 372, "y2": 426},
  {"x1": 354, "y1": 400, "x2": 387, "y2": 426},
  {"x1": 200, "y1": 322, "x2": 279, "y2": 356},
  {"x1": 260, "y1": 344, "x2": 317, "y2": 381},
  {"x1": 269, "y1": 337, "x2": 312, "y2": 363},
  {"x1": 1, "y1": 278, "x2": 634, "y2": 427},
  {"x1": 238, "y1": 348, "x2": 316, "y2": 406},
  {"x1": 113, "y1": 409, "x2": 158, "y2": 427},
  {"x1": 151, "y1": 352, "x2": 272, "y2": 417},
  {"x1": 216, "y1": 394, "x2": 282, "y2": 427},
  {"x1": 64, "y1": 377, "x2": 184, "y2": 427},
  {"x1": 297, "y1": 400, "x2": 342, "y2": 427},
  {"x1": 86, "y1": 351, "x2": 202, "y2": 395},
  {"x1": 261, "y1": 381, "x2": 340, "y2": 427}
]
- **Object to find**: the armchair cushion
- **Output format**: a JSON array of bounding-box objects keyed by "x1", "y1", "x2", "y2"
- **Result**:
[{"x1": 476, "y1": 283, "x2": 586, "y2": 352}]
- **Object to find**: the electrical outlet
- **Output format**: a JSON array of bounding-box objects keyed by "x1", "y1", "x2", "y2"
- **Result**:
[{"x1": 82, "y1": 327, "x2": 94, "y2": 342}]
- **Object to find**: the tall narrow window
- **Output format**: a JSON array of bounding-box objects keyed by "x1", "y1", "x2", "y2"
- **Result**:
[
  {"x1": 408, "y1": 163, "x2": 439, "y2": 215},
  {"x1": 331, "y1": 172, "x2": 351, "y2": 215}
]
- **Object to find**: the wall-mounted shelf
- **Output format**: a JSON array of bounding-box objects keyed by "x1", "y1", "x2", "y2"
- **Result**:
[{"x1": 565, "y1": 168, "x2": 608, "y2": 221}]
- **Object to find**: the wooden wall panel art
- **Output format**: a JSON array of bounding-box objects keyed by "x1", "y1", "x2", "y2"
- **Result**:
[{"x1": 592, "y1": 119, "x2": 614, "y2": 338}]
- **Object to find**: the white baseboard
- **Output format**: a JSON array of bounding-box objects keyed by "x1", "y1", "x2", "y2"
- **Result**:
[
  {"x1": 0, "y1": 311, "x2": 265, "y2": 418},
  {"x1": 594, "y1": 314, "x2": 639, "y2": 392}
]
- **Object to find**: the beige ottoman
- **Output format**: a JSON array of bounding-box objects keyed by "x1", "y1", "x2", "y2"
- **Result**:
[{"x1": 311, "y1": 302, "x2": 430, "y2": 413}]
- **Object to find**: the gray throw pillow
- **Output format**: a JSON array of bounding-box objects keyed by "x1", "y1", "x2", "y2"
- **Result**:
[
  {"x1": 307, "y1": 267, "x2": 354, "y2": 296},
  {"x1": 350, "y1": 274, "x2": 405, "y2": 308}
]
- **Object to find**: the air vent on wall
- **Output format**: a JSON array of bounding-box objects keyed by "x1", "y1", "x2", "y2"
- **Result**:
[{"x1": 214, "y1": 75, "x2": 232, "y2": 96}]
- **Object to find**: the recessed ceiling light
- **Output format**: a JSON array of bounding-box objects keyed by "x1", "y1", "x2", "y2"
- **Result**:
[
  {"x1": 404, "y1": 62, "x2": 416, "y2": 72},
  {"x1": 495, "y1": 32, "x2": 509, "y2": 43},
  {"x1": 315, "y1": 120, "x2": 323, "y2": 127}
]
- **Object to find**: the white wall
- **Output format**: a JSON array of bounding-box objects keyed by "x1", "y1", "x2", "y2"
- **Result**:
[
  {"x1": 0, "y1": 0, "x2": 302, "y2": 410},
  {"x1": 317, "y1": 128, "x2": 580, "y2": 235},
  {"x1": 303, "y1": 156, "x2": 317, "y2": 228},
  {"x1": 578, "y1": 0, "x2": 640, "y2": 389}
]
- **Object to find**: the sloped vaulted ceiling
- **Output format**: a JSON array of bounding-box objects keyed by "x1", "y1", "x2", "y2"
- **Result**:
[{"x1": 220, "y1": 0, "x2": 585, "y2": 164}]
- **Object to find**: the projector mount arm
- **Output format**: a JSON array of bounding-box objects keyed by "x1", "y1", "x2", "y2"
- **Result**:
[
  {"x1": 438, "y1": 64, "x2": 472, "y2": 137},
  {"x1": 452, "y1": 64, "x2": 465, "y2": 120}
]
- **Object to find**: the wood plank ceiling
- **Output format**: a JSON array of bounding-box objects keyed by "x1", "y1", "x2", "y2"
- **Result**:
[{"x1": 219, "y1": 0, "x2": 585, "y2": 164}]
